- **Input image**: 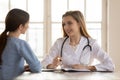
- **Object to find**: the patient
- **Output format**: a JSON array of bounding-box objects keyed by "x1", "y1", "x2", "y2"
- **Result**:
[{"x1": 0, "y1": 8, "x2": 42, "y2": 80}]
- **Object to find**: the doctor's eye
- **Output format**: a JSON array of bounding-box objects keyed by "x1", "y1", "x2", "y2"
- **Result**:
[{"x1": 67, "y1": 21, "x2": 73, "y2": 25}]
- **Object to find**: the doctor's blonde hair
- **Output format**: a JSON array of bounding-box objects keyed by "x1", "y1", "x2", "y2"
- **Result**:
[{"x1": 62, "y1": 10, "x2": 91, "y2": 38}]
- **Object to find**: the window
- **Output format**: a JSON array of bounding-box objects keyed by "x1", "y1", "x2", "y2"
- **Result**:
[
  {"x1": 0, "y1": 0, "x2": 105, "y2": 58},
  {"x1": 0, "y1": 0, "x2": 44, "y2": 58}
]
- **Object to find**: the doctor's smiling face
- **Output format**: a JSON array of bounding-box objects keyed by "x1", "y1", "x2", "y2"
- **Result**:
[
  {"x1": 62, "y1": 16, "x2": 80, "y2": 37},
  {"x1": 62, "y1": 11, "x2": 91, "y2": 38}
]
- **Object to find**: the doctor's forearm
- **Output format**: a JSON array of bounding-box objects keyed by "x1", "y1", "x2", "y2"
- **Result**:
[
  {"x1": 47, "y1": 64, "x2": 57, "y2": 69},
  {"x1": 87, "y1": 66, "x2": 96, "y2": 71}
]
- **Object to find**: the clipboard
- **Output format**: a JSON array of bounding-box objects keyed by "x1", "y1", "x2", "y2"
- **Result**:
[
  {"x1": 42, "y1": 68, "x2": 113, "y2": 72},
  {"x1": 42, "y1": 68, "x2": 90, "y2": 72},
  {"x1": 42, "y1": 69, "x2": 62, "y2": 72},
  {"x1": 61, "y1": 68, "x2": 90, "y2": 72}
]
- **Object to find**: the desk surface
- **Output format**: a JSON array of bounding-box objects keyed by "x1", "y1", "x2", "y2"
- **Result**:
[{"x1": 15, "y1": 71, "x2": 120, "y2": 80}]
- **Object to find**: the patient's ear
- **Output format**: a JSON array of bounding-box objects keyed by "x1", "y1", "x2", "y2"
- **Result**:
[{"x1": 18, "y1": 24, "x2": 24, "y2": 32}]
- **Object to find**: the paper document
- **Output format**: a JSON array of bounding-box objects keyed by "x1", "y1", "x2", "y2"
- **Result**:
[
  {"x1": 61, "y1": 68, "x2": 90, "y2": 72},
  {"x1": 42, "y1": 68, "x2": 90, "y2": 72},
  {"x1": 42, "y1": 69, "x2": 62, "y2": 72}
]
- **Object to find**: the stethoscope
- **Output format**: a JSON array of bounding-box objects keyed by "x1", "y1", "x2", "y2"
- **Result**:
[{"x1": 60, "y1": 37, "x2": 92, "y2": 57}]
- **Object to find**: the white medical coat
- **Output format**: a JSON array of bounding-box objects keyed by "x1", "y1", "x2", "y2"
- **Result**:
[{"x1": 42, "y1": 36, "x2": 115, "y2": 71}]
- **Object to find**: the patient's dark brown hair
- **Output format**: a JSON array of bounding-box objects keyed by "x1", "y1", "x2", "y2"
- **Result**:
[{"x1": 0, "y1": 8, "x2": 29, "y2": 64}]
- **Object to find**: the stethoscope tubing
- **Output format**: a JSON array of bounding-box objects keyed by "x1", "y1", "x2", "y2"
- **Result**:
[{"x1": 60, "y1": 37, "x2": 92, "y2": 57}]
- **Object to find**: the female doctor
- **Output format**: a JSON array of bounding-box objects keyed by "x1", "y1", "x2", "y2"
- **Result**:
[{"x1": 42, "y1": 11, "x2": 115, "y2": 71}]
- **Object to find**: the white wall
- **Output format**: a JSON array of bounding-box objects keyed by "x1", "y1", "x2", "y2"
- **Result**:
[{"x1": 107, "y1": 0, "x2": 120, "y2": 71}]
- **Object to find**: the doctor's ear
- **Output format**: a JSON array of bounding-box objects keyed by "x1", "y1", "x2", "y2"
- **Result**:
[
  {"x1": 78, "y1": 22, "x2": 81, "y2": 28},
  {"x1": 77, "y1": 22, "x2": 80, "y2": 25}
]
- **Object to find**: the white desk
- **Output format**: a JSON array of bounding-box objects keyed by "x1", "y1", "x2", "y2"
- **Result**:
[{"x1": 15, "y1": 70, "x2": 120, "y2": 80}]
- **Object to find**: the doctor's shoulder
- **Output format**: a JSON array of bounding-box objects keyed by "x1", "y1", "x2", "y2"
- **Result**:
[
  {"x1": 88, "y1": 37, "x2": 99, "y2": 47},
  {"x1": 88, "y1": 37, "x2": 102, "y2": 52},
  {"x1": 54, "y1": 37, "x2": 67, "y2": 45},
  {"x1": 51, "y1": 37, "x2": 68, "y2": 50}
]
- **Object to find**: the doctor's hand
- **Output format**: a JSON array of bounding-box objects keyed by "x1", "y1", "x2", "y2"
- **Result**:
[
  {"x1": 71, "y1": 64, "x2": 96, "y2": 71},
  {"x1": 47, "y1": 56, "x2": 62, "y2": 69}
]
